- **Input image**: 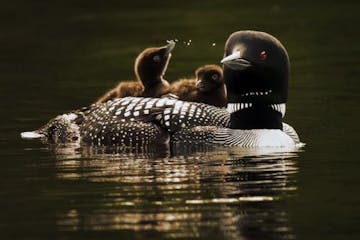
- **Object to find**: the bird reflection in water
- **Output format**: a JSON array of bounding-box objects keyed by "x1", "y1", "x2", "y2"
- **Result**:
[{"x1": 51, "y1": 143, "x2": 301, "y2": 240}]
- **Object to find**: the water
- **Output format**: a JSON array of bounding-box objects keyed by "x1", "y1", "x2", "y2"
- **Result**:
[{"x1": 1, "y1": 0, "x2": 360, "y2": 239}]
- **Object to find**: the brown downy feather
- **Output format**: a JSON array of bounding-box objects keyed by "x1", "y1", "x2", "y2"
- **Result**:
[
  {"x1": 169, "y1": 65, "x2": 227, "y2": 107},
  {"x1": 96, "y1": 41, "x2": 175, "y2": 103},
  {"x1": 96, "y1": 81, "x2": 144, "y2": 103}
]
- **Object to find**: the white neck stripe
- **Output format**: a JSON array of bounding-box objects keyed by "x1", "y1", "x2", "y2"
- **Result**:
[{"x1": 227, "y1": 103, "x2": 286, "y2": 117}]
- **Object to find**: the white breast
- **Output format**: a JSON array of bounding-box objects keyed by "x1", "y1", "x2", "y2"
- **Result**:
[{"x1": 214, "y1": 128, "x2": 301, "y2": 147}]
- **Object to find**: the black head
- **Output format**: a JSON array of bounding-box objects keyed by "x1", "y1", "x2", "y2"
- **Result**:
[
  {"x1": 135, "y1": 41, "x2": 175, "y2": 88},
  {"x1": 222, "y1": 31, "x2": 289, "y2": 105},
  {"x1": 195, "y1": 64, "x2": 224, "y2": 92}
]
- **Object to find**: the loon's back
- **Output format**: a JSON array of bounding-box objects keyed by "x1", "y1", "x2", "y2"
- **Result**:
[
  {"x1": 22, "y1": 97, "x2": 300, "y2": 147},
  {"x1": 93, "y1": 97, "x2": 300, "y2": 147}
]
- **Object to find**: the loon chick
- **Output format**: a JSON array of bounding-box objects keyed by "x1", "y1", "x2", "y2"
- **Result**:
[
  {"x1": 96, "y1": 41, "x2": 175, "y2": 103},
  {"x1": 169, "y1": 65, "x2": 227, "y2": 107}
]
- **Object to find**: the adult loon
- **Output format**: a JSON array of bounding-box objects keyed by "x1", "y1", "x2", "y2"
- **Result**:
[
  {"x1": 21, "y1": 31, "x2": 301, "y2": 147},
  {"x1": 169, "y1": 65, "x2": 227, "y2": 107},
  {"x1": 96, "y1": 41, "x2": 175, "y2": 103}
]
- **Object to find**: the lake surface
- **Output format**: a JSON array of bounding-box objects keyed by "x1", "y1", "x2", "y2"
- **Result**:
[{"x1": 1, "y1": 0, "x2": 360, "y2": 239}]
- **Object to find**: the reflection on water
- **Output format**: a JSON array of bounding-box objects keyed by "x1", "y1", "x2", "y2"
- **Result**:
[{"x1": 47, "y1": 145, "x2": 301, "y2": 239}]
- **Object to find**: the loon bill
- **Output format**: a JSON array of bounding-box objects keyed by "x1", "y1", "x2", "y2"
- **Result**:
[{"x1": 21, "y1": 97, "x2": 301, "y2": 147}]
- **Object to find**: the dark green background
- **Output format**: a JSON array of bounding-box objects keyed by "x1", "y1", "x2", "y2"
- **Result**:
[{"x1": 1, "y1": 0, "x2": 360, "y2": 239}]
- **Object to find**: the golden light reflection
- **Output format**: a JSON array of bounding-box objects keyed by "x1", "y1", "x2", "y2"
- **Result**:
[{"x1": 53, "y1": 145, "x2": 301, "y2": 239}]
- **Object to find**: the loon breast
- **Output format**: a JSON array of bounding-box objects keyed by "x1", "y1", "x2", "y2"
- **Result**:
[
  {"x1": 171, "y1": 123, "x2": 301, "y2": 147},
  {"x1": 213, "y1": 128, "x2": 297, "y2": 147}
]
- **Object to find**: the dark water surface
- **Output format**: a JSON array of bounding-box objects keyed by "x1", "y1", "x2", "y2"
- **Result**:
[{"x1": 1, "y1": 1, "x2": 360, "y2": 239}]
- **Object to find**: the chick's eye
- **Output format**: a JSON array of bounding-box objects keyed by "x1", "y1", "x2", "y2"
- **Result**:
[
  {"x1": 153, "y1": 55, "x2": 161, "y2": 63},
  {"x1": 259, "y1": 51, "x2": 267, "y2": 60},
  {"x1": 212, "y1": 74, "x2": 219, "y2": 80}
]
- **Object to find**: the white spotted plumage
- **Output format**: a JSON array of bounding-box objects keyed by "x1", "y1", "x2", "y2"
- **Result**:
[{"x1": 22, "y1": 96, "x2": 300, "y2": 147}]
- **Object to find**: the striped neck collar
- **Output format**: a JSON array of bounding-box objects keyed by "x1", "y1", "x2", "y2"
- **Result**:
[{"x1": 227, "y1": 103, "x2": 286, "y2": 118}]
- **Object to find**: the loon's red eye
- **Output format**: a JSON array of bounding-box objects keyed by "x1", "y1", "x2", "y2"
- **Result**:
[{"x1": 259, "y1": 51, "x2": 267, "y2": 60}]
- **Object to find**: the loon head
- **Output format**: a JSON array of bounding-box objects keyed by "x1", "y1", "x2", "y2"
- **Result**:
[
  {"x1": 135, "y1": 41, "x2": 175, "y2": 88},
  {"x1": 195, "y1": 64, "x2": 224, "y2": 92},
  {"x1": 221, "y1": 31, "x2": 290, "y2": 129}
]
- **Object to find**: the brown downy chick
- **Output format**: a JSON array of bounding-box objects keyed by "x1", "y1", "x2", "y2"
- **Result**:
[
  {"x1": 96, "y1": 41, "x2": 175, "y2": 103},
  {"x1": 96, "y1": 81, "x2": 144, "y2": 103},
  {"x1": 169, "y1": 65, "x2": 227, "y2": 107}
]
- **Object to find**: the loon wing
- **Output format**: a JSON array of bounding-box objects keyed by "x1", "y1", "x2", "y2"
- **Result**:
[
  {"x1": 96, "y1": 97, "x2": 230, "y2": 130},
  {"x1": 80, "y1": 119, "x2": 169, "y2": 146},
  {"x1": 81, "y1": 98, "x2": 165, "y2": 123},
  {"x1": 171, "y1": 126, "x2": 220, "y2": 144},
  {"x1": 72, "y1": 97, "x2": 171, "y2": 146}
]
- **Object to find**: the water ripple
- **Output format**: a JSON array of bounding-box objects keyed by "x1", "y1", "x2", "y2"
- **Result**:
[{"x1": 31, "y1": 144, "x2": 303, "y2": 239}]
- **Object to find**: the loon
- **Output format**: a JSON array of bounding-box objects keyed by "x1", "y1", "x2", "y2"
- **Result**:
[
  {"x1": 169, "y1": 65, "x2": 227, "y2": 107},
  {"x1": 96, "y1": 41, "x2": 175, "y2": 103},
  {"x1": 21, "y1": 31, "x2": 302, "y2": 148},
  {"x1": 173, "y1": 30, "x2": 301, "y2": 146}
]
